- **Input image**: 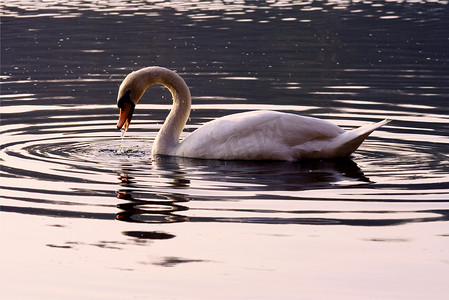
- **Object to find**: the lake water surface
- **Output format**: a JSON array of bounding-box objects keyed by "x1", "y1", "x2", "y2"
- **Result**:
[{"x1": 1, "y1": 1, "x2": 449, "y2": 299}]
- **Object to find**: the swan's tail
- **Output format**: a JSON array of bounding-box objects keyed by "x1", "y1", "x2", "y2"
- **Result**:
[
  {"x1": 328, "y1": 118, "x2": 391, "y2": 157},
  {"x1": 294, "y1": 119, "x2": 391, "y2": 159}
]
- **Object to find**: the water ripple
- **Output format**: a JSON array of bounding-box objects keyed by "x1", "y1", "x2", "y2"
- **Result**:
[{"x1": 1, "y1": 101, "x2": 447, "y2": 226}]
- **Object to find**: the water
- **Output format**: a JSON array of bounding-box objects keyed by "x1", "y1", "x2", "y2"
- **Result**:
[{"x1": 1, "y1": 1, "x2": 449, "y2": 299}]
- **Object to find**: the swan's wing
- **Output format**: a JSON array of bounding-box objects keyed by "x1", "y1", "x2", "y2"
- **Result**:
[{"x1": 175, "y1": 110, "x2": 344, "y2": 160}]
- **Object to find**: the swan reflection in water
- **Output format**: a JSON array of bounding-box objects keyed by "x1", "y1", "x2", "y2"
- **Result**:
[
  {"x1": 115, "y1": 156, "x2": 449, "y2": 230},
  {"x1": 116, "y1": 157, "x2": 367, "y2": 225}
]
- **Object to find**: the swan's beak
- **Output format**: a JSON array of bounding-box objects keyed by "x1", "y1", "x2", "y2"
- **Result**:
[{"x1": 116, "y1": 101, "x2": 135, "y2": 131}]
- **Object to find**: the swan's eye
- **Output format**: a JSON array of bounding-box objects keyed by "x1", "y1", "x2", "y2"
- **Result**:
[{"x1": 117, "y1": 90, "x2": 132, "y2": 109}]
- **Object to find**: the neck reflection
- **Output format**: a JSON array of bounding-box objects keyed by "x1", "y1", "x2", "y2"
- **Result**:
[{"x1": 116, "y1": 157, "x2": 191, "y2": 224}]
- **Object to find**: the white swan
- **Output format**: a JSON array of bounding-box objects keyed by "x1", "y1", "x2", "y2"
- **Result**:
[{"x1": 116, "y1": 66, "x2": 390, "y2": 160}]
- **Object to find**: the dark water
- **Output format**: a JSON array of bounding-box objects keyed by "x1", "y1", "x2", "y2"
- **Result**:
[{"x1": 1, "y1": 1, "x2": 449, "y2": 299}]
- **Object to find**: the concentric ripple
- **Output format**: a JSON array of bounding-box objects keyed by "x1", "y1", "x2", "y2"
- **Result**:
[{"x1": 2, "y1": 100, "x2": 447, "y2": 227}]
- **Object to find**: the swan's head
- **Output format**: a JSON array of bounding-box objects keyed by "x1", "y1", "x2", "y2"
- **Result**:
[
  {"x1": 116, "y1": 69, "x2": 150, "y2": 131},
  {"x1": 116, "y1": 66, "x2": 189, "y2": 131}
]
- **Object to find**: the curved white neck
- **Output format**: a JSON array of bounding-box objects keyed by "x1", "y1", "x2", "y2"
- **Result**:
[{"x1": 148, "y1": 68, "x2": 191, "y2": 155}]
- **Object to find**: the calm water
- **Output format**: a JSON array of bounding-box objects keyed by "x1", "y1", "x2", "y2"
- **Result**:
[{"x1": 1, "y1": 1, "x2": 449, "y2": 299}]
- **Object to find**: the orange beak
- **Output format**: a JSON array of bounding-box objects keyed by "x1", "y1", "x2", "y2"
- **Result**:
[{"x1": 116, "y1": 101, "x2": 135, "y2": 131}]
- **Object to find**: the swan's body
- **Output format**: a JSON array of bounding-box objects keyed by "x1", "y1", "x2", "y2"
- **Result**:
[{"x1": 116, "y1": 66, "x2": 390, "y2": 161}]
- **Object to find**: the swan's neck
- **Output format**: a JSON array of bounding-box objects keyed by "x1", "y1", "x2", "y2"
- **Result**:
[{"x1": 150, "y1": 68, "x2": 191, "y2": 155}]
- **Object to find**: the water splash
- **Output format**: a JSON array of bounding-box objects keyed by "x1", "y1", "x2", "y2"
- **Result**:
[{"x1": 117, "y1": 129, "x2": 146, "y2": 157}]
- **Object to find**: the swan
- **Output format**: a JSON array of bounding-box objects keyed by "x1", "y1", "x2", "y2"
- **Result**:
[{"x1": 116, "y1": 66, "x2": 390, "y2": 160}]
